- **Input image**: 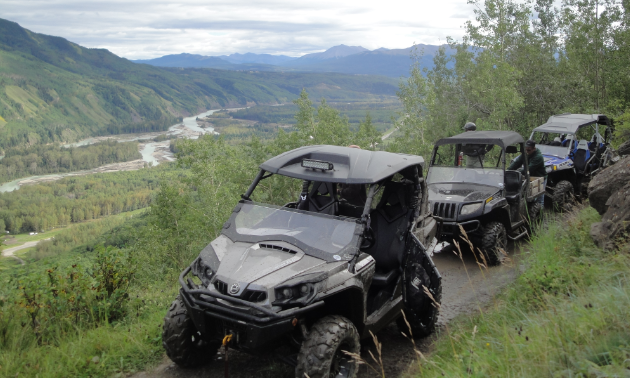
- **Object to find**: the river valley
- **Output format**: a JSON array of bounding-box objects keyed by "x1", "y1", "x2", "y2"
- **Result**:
[{"x1": 0, "y1": 108, "x2": 240, "y2": 193}]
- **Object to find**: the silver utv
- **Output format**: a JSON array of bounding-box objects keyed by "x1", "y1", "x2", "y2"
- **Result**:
[{"x1": 162, "y1": 145, "x2": 442, "y2": 378}]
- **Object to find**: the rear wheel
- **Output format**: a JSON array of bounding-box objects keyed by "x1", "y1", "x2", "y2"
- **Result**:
[
  {"x1": 481, "y1": 222, "x2": 507, "y2": 266},
  {"x1": 397, "y1": 262, "x2": 441, "y2": 338},
  {"x1": 162, "y1": 295, "x2": 219, "y2": 368},
  {"x1": 552, "y1": 180, "x2": 575, "y2": 212},
  {"x1": 296, "y1": 315, "x2": 360, "y2": 378}
]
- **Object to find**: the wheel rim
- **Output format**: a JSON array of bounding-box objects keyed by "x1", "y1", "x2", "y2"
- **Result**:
[{"x1": 330, "y1": 343, "x2": 354, "y2": 378}]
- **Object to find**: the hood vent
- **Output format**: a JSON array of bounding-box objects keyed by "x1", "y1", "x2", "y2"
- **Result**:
[{"x1": 259, "y1": 243, "x2": 298, "y2": 254}]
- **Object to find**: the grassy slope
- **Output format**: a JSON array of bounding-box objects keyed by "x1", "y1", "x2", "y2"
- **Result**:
[
  {"x1": 406, "y1": 207, "x2": 630, "y2": 377},
  {"x1": 0, "y1": 18, "x2": 400, "y2": 149}
]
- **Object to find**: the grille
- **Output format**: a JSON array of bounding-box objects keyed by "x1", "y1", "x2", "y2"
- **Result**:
[
  {"x1": 213, "y1": 280, "x2": 267, "y2": 302},
  {"x1": 432, "y1": 202, "x2": 457, "y2": 219},
  {"x1": 259, "y1": 243, "x2": 298, "y2": 254},
  {"x1": 214, "y1": 280, "x2": 228, "y2": 295}
]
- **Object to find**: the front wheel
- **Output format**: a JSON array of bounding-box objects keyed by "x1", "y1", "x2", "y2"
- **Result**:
[
  {"x1": 162, "y1": 295, "x2": 219, "y2": 368},
  {"x1": 481, "y1": 222, "x2": 507, "y2": 266},
  {"x1": 296, "y1": 315, "x2": 360, "y2": 378},
  {"x1": 526, "y1": 201, "x2": 543, "y2": 233},
  {"x1": 552, "y1": 180, "x2": 575, "y2": 212}
]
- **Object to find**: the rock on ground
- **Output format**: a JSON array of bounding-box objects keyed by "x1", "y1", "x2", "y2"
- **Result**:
[
  {"x1": 588, "y1": 156, "x2": 630, "y2": 215},
  {"x1": 590, "y1": 181, "x2": 630, "y2": 249},
  {"x1": 617, "y1": 140, "x2": 630, "y2": 157}
]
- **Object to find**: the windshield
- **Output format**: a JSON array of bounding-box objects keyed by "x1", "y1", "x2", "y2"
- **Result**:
[
  {"x1": 529, "y1": 131, "x2": 574, "y2": 157},
  {"x1": 427, "y1": 167, "x2": 504, "y2": 188},
  {"x1": 234, "y1": 202, "x2": 359, "y2": 255}
]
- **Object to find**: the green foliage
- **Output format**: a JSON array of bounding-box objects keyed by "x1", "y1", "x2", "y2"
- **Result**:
[
  {"x1": 612, "y1": 108, "x2": 630, "y2": 146},
  {"x1": 418, "y1": 207, "x2": 630, "y2": 377},
  {"x1": 0, "y1": 140, "x2": 141, "y2": 183},
  {"x1": 0, "y1": 166, "x2": 170, "y2": 234},
  {"x1": 390, "y1": 0, "x2": 630, "y2": 155},
  {"x1": 0, "y1": 245, "x2": 133, "y2": 352}
]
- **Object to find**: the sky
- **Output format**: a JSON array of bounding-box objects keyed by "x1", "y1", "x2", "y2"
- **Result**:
[{"x1": 0, "y1": 0, "x2": 477, "y2": 60}]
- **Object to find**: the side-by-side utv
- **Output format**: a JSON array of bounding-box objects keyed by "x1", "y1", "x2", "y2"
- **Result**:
[
  {"x1": 528, "y1": 114, "x2": 614, "y2": 210},
  {"x1": 162, "y1": 145, "x2": 442, "y2": 378},
  {"x1": 427, "y1": 131, "x2": 545, "y2": 265}
]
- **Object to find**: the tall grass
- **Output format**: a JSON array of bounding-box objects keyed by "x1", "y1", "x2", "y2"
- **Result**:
[{"x1": 408, "y1": 207, "x2": 630, "y2": 377}]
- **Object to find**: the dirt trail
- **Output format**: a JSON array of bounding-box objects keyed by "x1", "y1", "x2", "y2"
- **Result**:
[
  {"x1": 133, "y1": 241, "x2": 524, "y2": 378},
  {"x1": 1, "y1": 238, "x2": 51, "y2": 264}
]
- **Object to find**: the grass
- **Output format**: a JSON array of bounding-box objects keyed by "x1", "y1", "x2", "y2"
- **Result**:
[
  {"x1": 403, "y1": 206, "x2": 630, "y2": 377},
  {"x1": 4, "y1": 228, "x2": 67, "y2": 245}
]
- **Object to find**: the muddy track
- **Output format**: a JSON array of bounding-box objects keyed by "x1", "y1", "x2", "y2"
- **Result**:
[{"x1": 133, "y1": 237, "x2": 527, "y2": 378}]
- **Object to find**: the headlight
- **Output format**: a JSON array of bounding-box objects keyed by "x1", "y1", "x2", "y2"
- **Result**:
[
  {"x1": 273, "y1": 272, "x2": 326, "y2": 307},
  {"x1": 274, "y1": 283, "x2": 317, "y2": 306},
  {"x1": 192, "y1": 257, "x2": 214, "y2": 286},
  {"x1": 545, "y1": 165, "x2": 553, "y2": 173},
  {"x1": 460, "y1": 202, "x2": 483, "y2": 215}
]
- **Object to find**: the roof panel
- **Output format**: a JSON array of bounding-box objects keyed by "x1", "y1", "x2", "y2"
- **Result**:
[
  {"x1": 259, "y1": 145, "x2": 424, "y2": 184},
  {"x1": 434, "y1": 130, "x2": 525, "y2": 148},
  {"x1": 533, "y1": 114, "x2": 609, "y2": 134}
]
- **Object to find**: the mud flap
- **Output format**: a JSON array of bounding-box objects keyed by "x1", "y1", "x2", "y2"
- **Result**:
[{"x1": 402, "y1": 234, "x2": 442, "y2": 314}]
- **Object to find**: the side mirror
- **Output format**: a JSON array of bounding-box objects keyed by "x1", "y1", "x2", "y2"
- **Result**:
[{"x1": 505, "y1": 145, "x2": 518, "y2": 154}]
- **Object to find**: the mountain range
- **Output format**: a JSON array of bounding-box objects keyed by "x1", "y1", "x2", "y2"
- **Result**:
[
  {"x1": 133, "y1": 44, "x2": 454, "y2": 78},
  {"x1": 0, "y1": 18, "x2": 399, "y2": 149}
]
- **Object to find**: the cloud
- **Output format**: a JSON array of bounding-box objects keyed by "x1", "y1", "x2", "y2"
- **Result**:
[{"x1": 0, "y1": 0, "x2": 476, "y2": 59}]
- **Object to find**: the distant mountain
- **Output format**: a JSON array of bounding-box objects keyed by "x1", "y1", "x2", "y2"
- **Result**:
[
  {"x1": 132, "y1": 44, "x2": 454, "y2": 78},
  {"x1": 287, "y1": 45, "x2": 456, "y2": 77},
  {"x1": 284, "y1": 45, "x2": 369, "y2": 65},
  {"x1": 133, "y1": 53, "x2": 234, "y2": 68},
  {"x1": 219, "y1": 52, "x2": 295, "y2": 65},
  {"x1": 0, "y1": 18, "x2": 399, "y2": 148}
]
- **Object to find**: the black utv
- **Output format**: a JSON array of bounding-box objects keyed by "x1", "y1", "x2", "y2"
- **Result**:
[
  {"x1": 162, "y1": 145, "x2": 442, "y2": 378},
  {"x1": 427, "y1": 131, "x2": 545, "y2": 265}
]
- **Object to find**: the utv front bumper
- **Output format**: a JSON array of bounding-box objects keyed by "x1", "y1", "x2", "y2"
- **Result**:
[
  {"x1": 178, "y1": 266, "x2": 323, "y2": 350},
  {"x1": 439, "y1": 219, "x2": 481, "y2": 237}
]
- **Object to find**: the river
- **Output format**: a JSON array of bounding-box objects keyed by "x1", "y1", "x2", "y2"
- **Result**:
[{"x1": 0, "y1": 108, "x2": 238, "y2": 193}]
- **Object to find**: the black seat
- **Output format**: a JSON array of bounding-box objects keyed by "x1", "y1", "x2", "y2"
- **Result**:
[
  {"x1": 363, "y1": 181, "x2": 414, "y2": 287},
  {"x1": 308, "y1": 182, "x2": 338, "y2": 215},
  {"x1": 504, "y1": 170, "x2": 522, "y2": 203}
]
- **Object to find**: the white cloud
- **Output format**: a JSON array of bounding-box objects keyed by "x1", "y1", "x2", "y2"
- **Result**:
[{"x1": 0, "y1": 0, "x2": 476, "y2": 59}]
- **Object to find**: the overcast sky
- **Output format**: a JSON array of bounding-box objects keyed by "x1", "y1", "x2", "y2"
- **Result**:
[{"x1": 1, "y1": 0, "x2": 477, "y2": 59}]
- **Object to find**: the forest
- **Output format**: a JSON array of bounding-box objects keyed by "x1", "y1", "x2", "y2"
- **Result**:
[
  {"x1": 0, "y1": 0, "x2": 629, "y2": 376},
  {"x1": 0, "y1": 165, "x2": 177, "y2": 234},
  {"x1": 391, "y1": 0, "x2": 630, "y2": 157},
  {"x1": 0, "y1": 140, "x2": 142, "y2": 183}
]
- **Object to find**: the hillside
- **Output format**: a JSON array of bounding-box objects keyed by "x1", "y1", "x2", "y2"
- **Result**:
[{"x1": 0, "y1": 18, "x2": 399, "y2": 149}]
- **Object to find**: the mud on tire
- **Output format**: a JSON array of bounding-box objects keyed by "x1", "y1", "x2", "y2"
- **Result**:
[
  {"x1": 481, "y1": 221, "x2": 507, "y2": 266},
  {"x1": 552, "y1": 180, "x2": 575, "y2": 212},
  {"x1": 162, "y1": 295, "x2": 219, "y2": 368},
  {"x1": 397, "y1": 263, "x2": 441, "y2": 338},
  {"x1": 296, "y1": 315, "x2": 360, "y2": 378}
]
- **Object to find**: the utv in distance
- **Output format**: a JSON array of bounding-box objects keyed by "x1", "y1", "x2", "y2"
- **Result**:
[
  {"x1": 427, "y1": 131, "x2": 544, "y2": 265},
  {"x1": 162, "y1": 145, "x2": 442, "y2": 378},
  {"x1": 528, "y1": 114, "x2": 614, "y2": 210}
]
